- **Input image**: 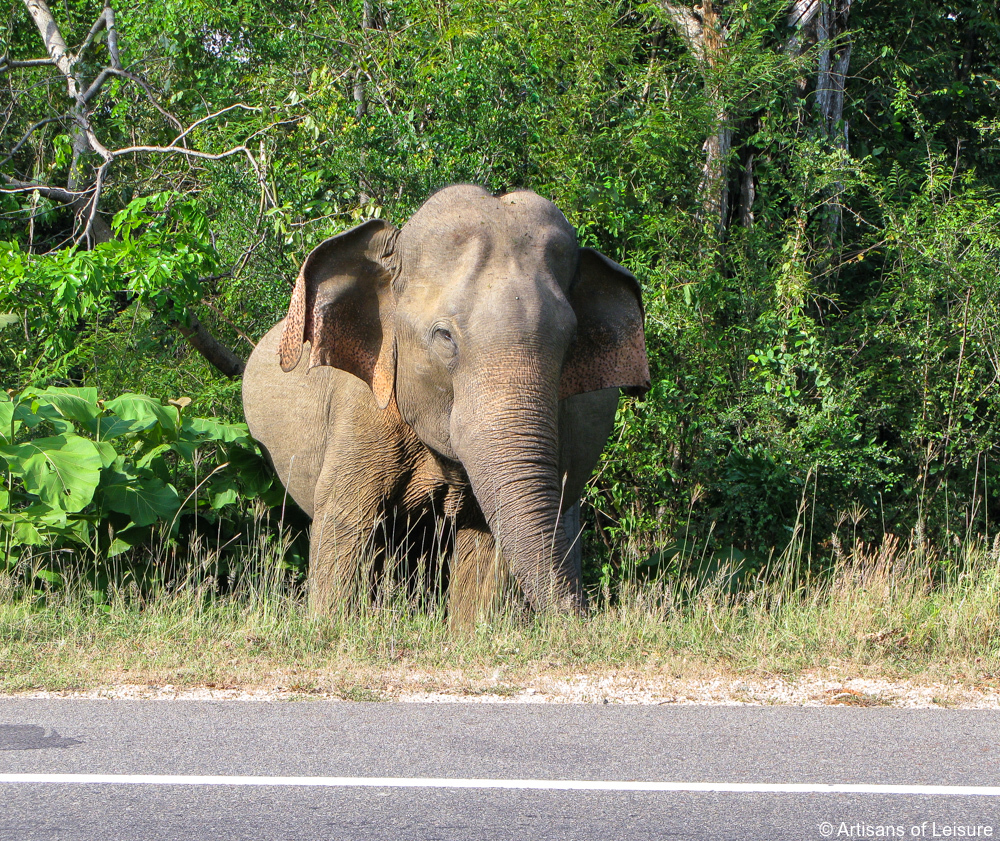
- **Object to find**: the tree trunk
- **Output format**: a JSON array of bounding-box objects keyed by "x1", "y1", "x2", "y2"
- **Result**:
[
  {"x1": 814, "y1": 0, "x2": 852, "y2": 248},
  {"x1": 738, "y1": 150, "x2": 756, "y2": 228},
  {"x1": 172, "y1": 313, "x2": 246, "y2": 378},
  {"x1": 785, "y1": 0, "x2": 853, "y2": 250},
  {"x1": 659, "y1": 0, "x2": 733, "y2": 233},
  {"x1": 696, "y1": 0, "x2": 732, "y2": 231},
  {"x1": 353, "y1": 0, "x2": 372, "y2": 120}
]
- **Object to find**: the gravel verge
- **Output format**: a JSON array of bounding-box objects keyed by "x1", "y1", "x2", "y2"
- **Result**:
[{"x1": 5, "y1": 671, "x2": 999, "y2": 708}]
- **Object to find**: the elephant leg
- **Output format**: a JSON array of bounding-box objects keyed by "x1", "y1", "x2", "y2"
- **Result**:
[
  {"x1": 561, "y1": 501, "x2": 584, "y2": 589},
  {"x1": 308, "y1": 500, "x2": 383, "y2": 615},
  {"x1": 449, "y1": 526, "x2": 508, "y2": 628}
]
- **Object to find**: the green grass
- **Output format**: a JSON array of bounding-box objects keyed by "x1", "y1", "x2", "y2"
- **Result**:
[{"x1": 1, "y1": 530, "x2": 999, "y2": 699}]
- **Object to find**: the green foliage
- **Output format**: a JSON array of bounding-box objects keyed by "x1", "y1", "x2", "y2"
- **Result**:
[
  {"x1": 0, "y1": 387, "x2": 299, "y2": 592},
  {"x1": 0, "y1": 193, "x2": 218, "y2": 387},
  {"x1": 3, "y1": 0, "x2": 999, "y2": 592}
]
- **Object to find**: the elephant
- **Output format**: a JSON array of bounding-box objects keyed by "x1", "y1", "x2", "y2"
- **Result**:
[{"x1": 242, "y1": 184, "x2": 649, "y2": 623}]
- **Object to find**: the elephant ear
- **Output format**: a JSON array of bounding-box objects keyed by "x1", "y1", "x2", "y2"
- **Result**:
[
  {"x1": 559, "y1": 248, "x2": 650, "y2": 400},
  {"x1": 278, "y1": 218, "x2": 400, "y2": 409}
]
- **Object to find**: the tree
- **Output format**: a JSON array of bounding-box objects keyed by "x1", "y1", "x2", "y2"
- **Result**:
[
  {"x1": 1, "y1": 0, "x2": 283, "y2": 378},
  {"x1": 656, "y1": 0, "x2": 852, "y2": 240}
]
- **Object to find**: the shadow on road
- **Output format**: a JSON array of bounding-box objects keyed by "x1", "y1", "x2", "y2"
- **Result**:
[{"x1": 0, "y1": 725, "x2": 83, "y2": 750}]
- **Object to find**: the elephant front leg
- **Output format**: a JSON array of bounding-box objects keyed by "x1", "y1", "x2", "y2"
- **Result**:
[
  {"x1": 449, "y1": 526, "x2": 510, "y2": 628},
  {"x1": 307, "y1": 501, "x2": 383, "y2": 616}
]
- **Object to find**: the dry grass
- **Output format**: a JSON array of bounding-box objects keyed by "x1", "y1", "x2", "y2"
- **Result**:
[{"x1": 1, "y1": 531, "x2": 999, "y2": 703}]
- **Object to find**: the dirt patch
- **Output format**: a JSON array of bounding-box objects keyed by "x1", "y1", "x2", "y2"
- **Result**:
[{"x1": 6, "y1": 670, "x2": 1000, "y2": 708}]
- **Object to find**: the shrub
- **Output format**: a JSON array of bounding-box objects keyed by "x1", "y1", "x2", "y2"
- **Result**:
[{"x1": 0, "y1": 387, "x2": 305, "y2": 597}]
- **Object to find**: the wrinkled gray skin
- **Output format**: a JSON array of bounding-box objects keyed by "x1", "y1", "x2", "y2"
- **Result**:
[{"x1": 243, "y1": 186, "x2": 649, "y2": 623}]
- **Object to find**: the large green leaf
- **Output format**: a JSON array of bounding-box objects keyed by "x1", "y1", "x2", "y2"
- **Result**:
[
  {"x1": 94, "y1": 440, "x2": 119, "y2": 469},
  {"x1": 172, "y1": 439, "x2": 199, "y2": 462},
  {"x1": 19, "y1": 502, "x2": 68, "y2": 528},
  {"x1": 0, "y1": 503, "x2": 68, "y2": 546},
  {"x1": 107, "y1": 523, "x2": 155, "y2": 557},
  {"x1": 227, "y1": 446, "x2": 276, "y2": 498},
  {"x1": 136, "y1": 443, "x2": 171, "y2": 469},
  {"x1": 65, "y1": 515, "x2": 95, "y2": 545},
  {"x1": 27, "y1": 388, "x2": 100, "y2": 431},
  {"x1": 210, "y1": 487, "x2": 239, "y2": 509},
  {"x1": 0, "y1": 514, "x2": 46, "y2": 546},
  {"x1": 0, "y1": 397, "x2": 13, "y2": 445},
  {"x1": 0, "y1": 435, "x2": 102, "y2": 512},
  {"x1": 0, "y1": 393, "x2": 35, "y2": 443},
  {"x1": 35, "y1": 569, "x2": 64, "y2": 586},
  {"x1": 104, "y1": 394, "x2": 178, "y2": 435},
  {"x1": 182, "y1": 417, "x2": 251, "y2": 444},
  {"x1": 102, "y1": 473, "x2": 180, "y2": 527},
  {"x1": 95, "y1": 415, "x2": 145, "y2": 440},
  {"x1": 13, "y1": 403, "x2": 43, "y2": 430},
  {"x1": 108, "y1": 535, "x2": 137, "y2": 557}
]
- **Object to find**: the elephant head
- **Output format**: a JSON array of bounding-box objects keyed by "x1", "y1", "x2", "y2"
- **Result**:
[{"x1": 276, "y1": 185, "x2": 648, "y2": 611}]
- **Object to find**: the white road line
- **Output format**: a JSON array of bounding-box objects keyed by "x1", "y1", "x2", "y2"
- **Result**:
[{"x1": 0, "y1": 775, "x2": 998, "y2": 795}]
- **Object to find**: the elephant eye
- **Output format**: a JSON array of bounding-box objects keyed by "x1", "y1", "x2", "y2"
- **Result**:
[{"x1": 431, "y1": 325, "x2": 458, "y2": 358}]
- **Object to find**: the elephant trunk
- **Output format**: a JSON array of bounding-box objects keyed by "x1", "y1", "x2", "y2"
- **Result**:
[{"x1": 451, "y1": 375, "x2": 581, "y2": 613}]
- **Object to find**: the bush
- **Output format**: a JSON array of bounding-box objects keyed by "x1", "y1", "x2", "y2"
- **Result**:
[{"x1": 0, "y1": 387, "x2": 306, "y2": 598}]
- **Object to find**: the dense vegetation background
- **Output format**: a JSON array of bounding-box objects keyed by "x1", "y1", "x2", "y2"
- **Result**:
[{"x1": 2, "y1": 0, "x2": 998, "y2": 592}]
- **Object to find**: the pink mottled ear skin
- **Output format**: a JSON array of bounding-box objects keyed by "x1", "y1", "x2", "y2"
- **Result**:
[
  {"x1": 276, "y1": 219, "x2": 399, "y2": 409},
  {"x1": 559, "y1": 248, "x2": 650, "y2": 401},
  {"x1": 277, "y1": 268, "x2": 309, "y2": 372}
]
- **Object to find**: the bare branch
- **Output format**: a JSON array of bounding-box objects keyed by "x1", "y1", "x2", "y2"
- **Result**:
[
  {"x1": 112, "y1": 142, "x2": 254, "y2": 164},
  {"x1": 1, "y1": 174, "x2": 112, "y2": 242},
  {"x1": 233, "y1": 232, "x2": 267, "y2": 276},
  {"x1": 73, "y1": 7, "x2": 109, "y2": 66},
  {"x1": 75, "y1": 160, "x2": 110, "y2": 246},
  {"x1": 109, "y1": 140, "x2": 275, "y2": 208},
  {"x1": 202, "y1": 299, "x2": 255, "y2": 348},
  {"x1": 0, "y1": 173, "x2": 91, "y2": 203},
  {"x1": 0, "y1": 115, "x2": 69, "y2": 166},
  {"x1": 81, "y1": 67, "x2": 113, "y2": 104},
  {"x1": 0, "y1": 56, "x2": 56, "y2": 72},
  {"x1": 243, "y1": 118, "x2": 303, "y2": 144},
  {"x1": 105, "y1": 5, "x2": 121, "y2": 68},
  {"x1": 108, "y1": 68, "x2": 183, "y2": 130},
  {"x1": 75, "y1": 115, "x2": 114, "y2": 160},
  {"x1": 170, "y1": 311, "x2": 246, "y2": 378},
  {"x1": 170, "y1": 104, "x2": 262, "y2": 147}
]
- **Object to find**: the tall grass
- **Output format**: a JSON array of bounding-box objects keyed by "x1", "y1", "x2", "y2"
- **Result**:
[{"x1": 1, "y1": 511, "x2": 999, "y2": 694}]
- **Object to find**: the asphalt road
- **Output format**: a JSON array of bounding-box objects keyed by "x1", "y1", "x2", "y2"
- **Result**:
[{"x1": 1, "y1": 699, "x2": 998, "y2": 840}]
